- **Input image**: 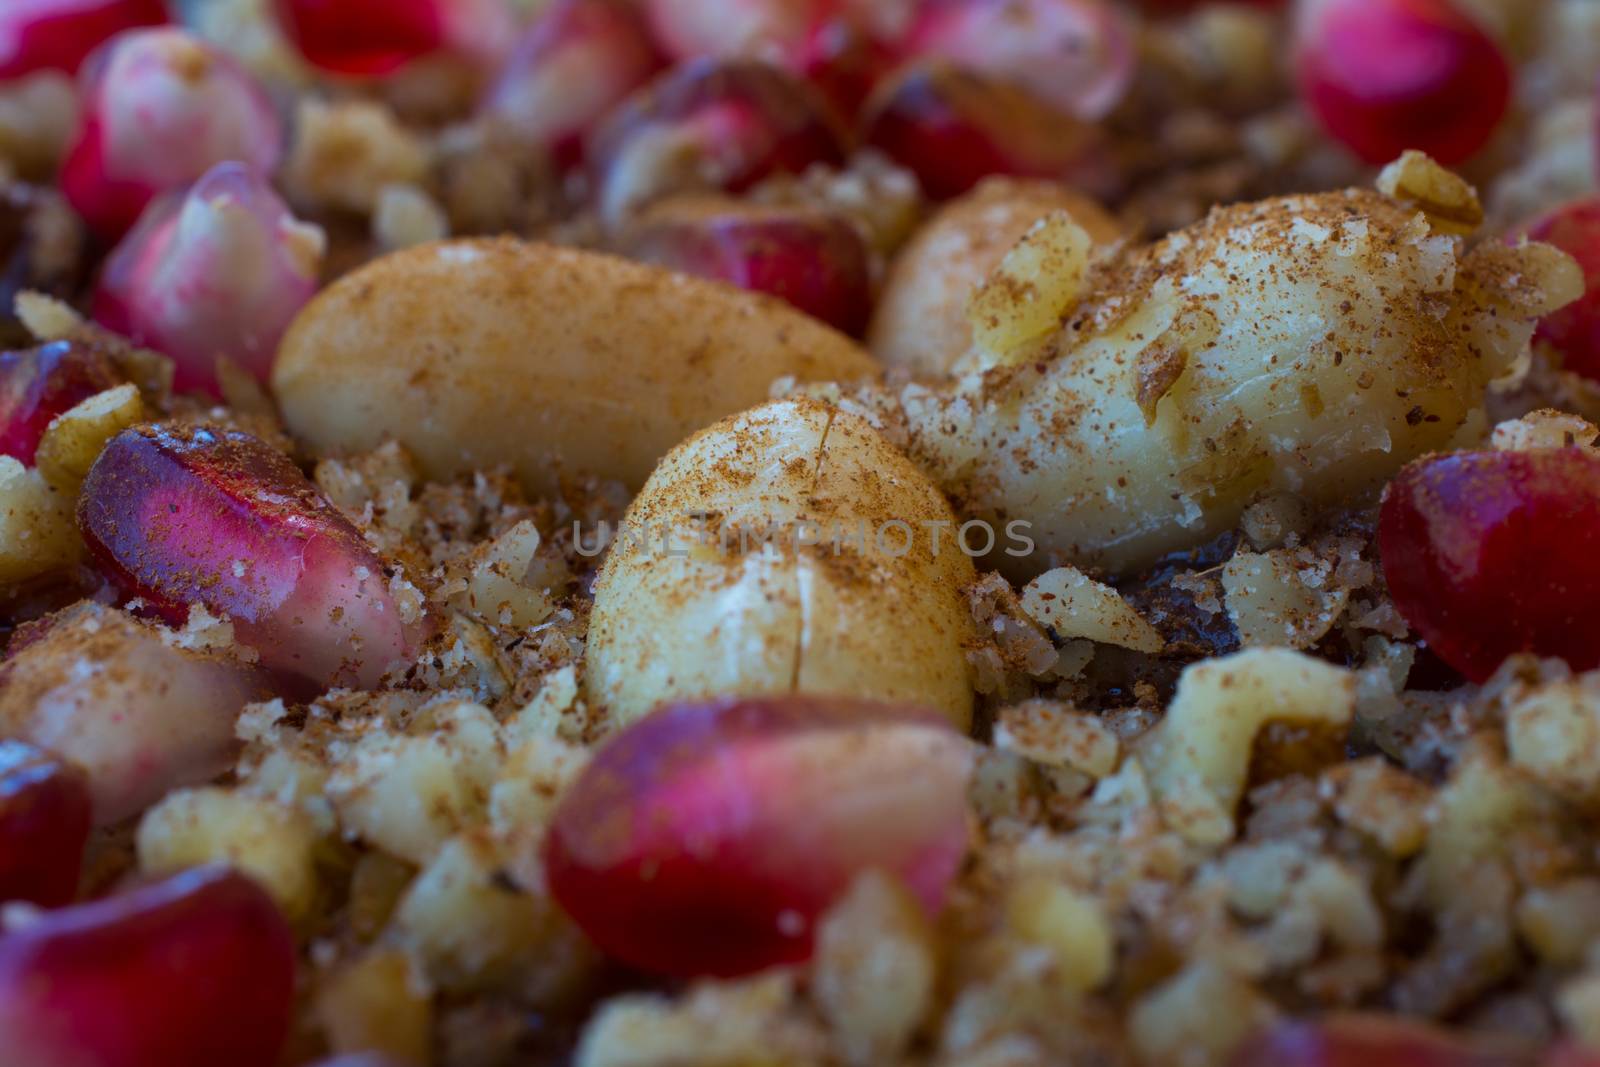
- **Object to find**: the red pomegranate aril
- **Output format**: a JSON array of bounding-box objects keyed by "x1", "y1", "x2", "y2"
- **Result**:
[
  {"x1": 272, "y1": 0, "x2": 511, "y2": 76},
  {"x1": 0, "y1": 339, "x2": 122, "y2": 465},
  {"x1": 588, "y1": 58, "x2": 846, "y2": 222},
  {"x1": 0, "y1": 866, "x2": 296, "y2": 1067},
  {"x1": 92, "y1": 161, "x2": 324, "y2": 396},
  {"x1": 545, "y1": 696, "x2": 973, "y2": 979},
  {"x1": 0, "y1": 0, "x2": 168, "y2": 80},
  {"x1": 77, "y1": 424, "x2": 427, "y2": 691},
  {"x1": 0, "y1": 739, "x2": 91, "y2": 907},
  {"x1": 1232, "y1": 1015, "x2": 1528, "y2": 1067},
  {"x1": 900, "y1": 0, "x2": 1136, "y2": 121},
  {"x1": 271, "y1": 0, "x2": 438, "y2": 76},
  {"x1": 1292, "y1": 0, "x2": 1512, "y2": 165},
  {"x1": 644, "y1": 0, "x2": 833, "y2": 64},
  {"x1": 625, "y1": 197, "x2": 873, "y2": 335},
  {"x1": 1378, "y1": 448, "x2": 1600, "y2": 683},
  {"x1": 1137, "y1": 0, "x2": 1284, "y2": 12},
  {"x1": 481, "y1": 0, "x2": 662, "y2": 169},
  {"x1": 0, "y1": 603, "x2": 269, "y2": 823},
  {"x1": 60, "y1": 28, "x2": 284, "y2": 241},
  {"x1": 862, "y1": 62, "x2": 1111, "y2": 200},
  {"x1": 642, "y1": 0, "x2": 891, "y2": 114},
  {"x1": 1516, "y1": 197, "x2": 1600, "y2": 382}
]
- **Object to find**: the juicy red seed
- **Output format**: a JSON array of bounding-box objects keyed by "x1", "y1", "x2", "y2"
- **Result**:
[
  {"x1": 589, "y1": 58, "x2": 846, "y2": 220},
  {"x1": 899, "y1": 0, "x2": 1136, "y2": 121},
  {"x1": 1516, "y1": 197, "x2": 1600, "y2": 383},
  {"x1": 0, "y1": 603, "x2": 269, "y2": 824},
  {"x1": 1135, "y1": 0, "x2": 1283, "y2": 11},
  {"x1": 626, "y1": 200, "x2": 873, "y2": 335},
  {"x1": 481, "y1": 0, "x2": 663, "y2": 169},
  {"x1": 1232, "y1": 1015, "x2": 1528, "y2": 1067},
  {"x1": 60, "y1": 28, "x2": 284, "y2": 241},
  {"x1": 271, "y1": 0, "x2": 444, "y2": 76},
  {"x1": 0, "y1": 0, "x2": 168, "y2": 80},
  {"x1": 1292, "y1": 0, "x2": 1512, "y2": 165},
  {"x1": 92, "y1": 161, "x2": 323, "y2": 396},
  {"x1": 644, "y1": 0, "x2": 835, "y2": 63},
  {"x1": 1378, "y1": 448, "x2": 1600, "y2": 683},
  {"x1": 642, "y1": 0, "x2": 891, "y2": 114},
  {"x1": 0, "y1": 339, "x2": 123, "y2": 464},
  {"x1": 861, "y1": 62, "x2": 1111, "y2": 200},
  {"x1": 0, "y1": 739, "x2": 91, "y2": 907},
  {"x1": 0, "y1": 867, "x2": 296, "y2": 1067},
  {"x1": 545, "y1": 695, "x2": 972, "y2": 979},
  {"x1": 77, "y1": 424, "x2": 426, "y2": 691}
]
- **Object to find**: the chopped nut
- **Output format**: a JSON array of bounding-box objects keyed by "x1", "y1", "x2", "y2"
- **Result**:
[
  {"x1": 314, "y1": 949, "x2": 432, "y2": 1064},
  {"x1": 0, "y1": 455, "x2": 80, "y2": 582},
  {"x1": 1319, "y1": 757, "x2": 1431, "y2": 857},
  {"x1": 1005, "y1": 876, "x2": 1114, "y2": 993},
  {"x1": 1221, "y1": 549, "x2": 1348, "y2": 650},
  {"x1": 1517, "y1": 879, "x2": 1600, "y2": 967},
  {"x1": 814, "y1": 871, "x2": 937, "y2": 1066},
  {"x1": 1376, "y1": 150, "x2": 1484, "y2": 236},
  {"x1": 1142, "y1": 649, "x2": 1355, "y2": 846},
  {"x1": 390, "y1": 834, "x2": 550, "y2": 995},
  {"x1": 1129, "y1": 961, "x2": 1274, "y2": 1067},
  {"x1": 1491, "y1": 409, "x2": 1600, "y2": 454},
  {"x1": 34, "y1": 384, "x2": 144, "y2": 491},
  {"x1": 1506, "y1": 677, "x2": 1600, "y2": 807},
  {"x1": 136, "y1": 787, "x2": 319, "y2": 922},
  {"x1": 995, "y1": 701, "x2": 1119, "y2": 778},
  {"x1": 283, "y1": 98, "x2": 429, "y2": 215},
  {"x1": 1021, "y1": 565, "x2": 1164, "y2": 653},
  {"x1": 374, "y1": 182, "x2": 449, "y2": 252}
]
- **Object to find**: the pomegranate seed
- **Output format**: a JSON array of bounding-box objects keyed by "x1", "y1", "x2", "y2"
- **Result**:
[
  {"x1": 0, "y1": 867, "x2": 295, "y2": 1067},
  {"x1": 624, "y1": 197, "x2": 872, "y2": 335},
  {"x1": 1136, "y1": 0, "x2": 1283, "y2": 12},
  {"x1": 272, "y1": 0, "x2": 511, "y2": 76},
  {"x1": 481, "y1": 0, "x2": 663, "y2": 169},
  {"x1": 1378, "y1": 448, "x2": 1600, "y2": 683},
  {"x1": 900, "y1": 0, "x2": 1135, "y2": 121},
  {"x1": 60, "y1": 28, "x2": 284, "y2": 241},
  {"x1": 0, "y1": 739, "x2": 91, "y2": 907},
  {"x1": 642, "y1": 0, "x2": 891, "y2": 113},
  {"x1": 77, "y1": 424, "x2": 427, "y2": 691},
  {"x1": 545, "y1": 696, "x2": 972, "y2": 978},
  {"x1": 861, "y1": 62, "x2": 1111, "y2": 200},
  {"x1": 0, "y1": 339, "x2": 122, "y2": 465},
  {"x1": 0, "y1": 603, "x2": 268, "y2": 823},
  {"x1": 1232, "y1": 1015, "x2": 1527, "y2": 1067},
  {"x1": 1292, "y1": 0, "x2": 1512, "y2": 165},
  {"x1": 1515, "y1": 197, "x2": 1600, "y2": 383},
  {"x1": 0, "y1": 0, "x2": 168, "y2": 80},
  {"x1": 588, "y1": 58, "x2": 846, "y2": 222},
  {"x1": 92, "y1": 162, "x2": 324, "y2": 397}
]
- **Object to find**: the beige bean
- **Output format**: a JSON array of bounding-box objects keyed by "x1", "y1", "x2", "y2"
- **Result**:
[
  {"x1": 586, "y1": 398, "x2": 977, "y2": 729},
  {"x1": 272, "y1": 238, "x2": 878, "y2": 496}
]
